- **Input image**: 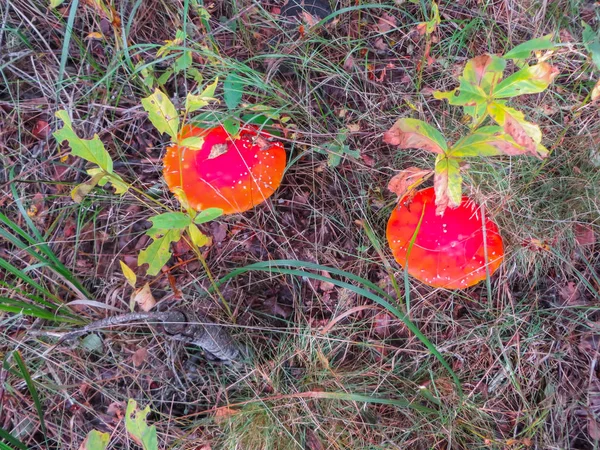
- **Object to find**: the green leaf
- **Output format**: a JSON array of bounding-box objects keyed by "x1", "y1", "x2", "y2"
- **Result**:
[
  {"x1": 138, "y1": 229, "x2": 182, "y2": 276},
  {"x1": 487, "y1": 102, "x2": 548, "y2": 157},
  {"x1": 86, "y1": 168, "x2": 129, "y2": 195},
  {"x1": 503, "y1": 34, "x2": 556, "y2": 60},
  {"x1": 188, "y1": 223, "x2": 210, "y2": 247},
  {"x1": 185, "y1": 77, "x2": 219, "y2": 113},
  {"x1": 194, "y1": 207, "x2": 224, "y2": 224},
  {"x1": 178, "y1": 136, "x2": 205, "y2": 150},
  {"x1": 50, "y1": 0, "x2": 65, "y2": 7},
  {"x1": 157, "y1": 68, "x2": 174, "y2": 85},
  {"x1": 125, "y1": 399, "x2": 158, "y2": 450},
  {"x1": 81, "y1": 430, "x2": 110, "y2": 450},
  {"x1": 434, "y1": 77, "x2": 488, "y2": 106},
  {"x1": 173, "y1": 50, "x2": 192, "y2": 73},
  {"x1": 383, "y1": 118, "x2": 447, "y2": 154},
  {"x1": 583, "y1": 22, "x2": 600, "y2": 71},
  {"x1": 449, "y1": 126, "x2": 526, "y2": 157},
  {"x1": 222, "y1": 117, "x2": 240, "y2": 137},
  {"x1": 493, "y1": 62, "x2": 559, "y2": 98},
  {"x1": 433, "y1": 156, "x2": 462, "y2": 216},
  {"x1": 54, "y1": 110, "x2": 113, "y2": 173},
  {"x1": 148, "y1": 212, "x2": 191, "y2": 229},
  {"x1": 141, "y1": 89, "x2": 180, "y2": 140},
  {"x1": 223, "y1": 72, "x2": 244, "y2": 110}
]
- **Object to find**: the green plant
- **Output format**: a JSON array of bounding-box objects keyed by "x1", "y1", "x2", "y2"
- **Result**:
[{"x1": 384, "y1": 36, "x2": 559, "y2": 215}]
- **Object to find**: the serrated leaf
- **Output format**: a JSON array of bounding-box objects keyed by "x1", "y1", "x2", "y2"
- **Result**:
[
  {"x1": 583, "y1": 22, "x2": 600, "y2": 71},
  {"x1": 141, "y1": 89, "x2": 180, "y2": 140},
  {"x1": 434, "y1": 77, "x2": 488, "y2": 106},
  {"x1": 493, "y1": 62, "x2": 559, "y2": 98},
  {"x1": 487, "y1": 102, "x2": 547, "y2": 157},
  {"x1": 504, "y1": 34, "x2": 556, "y2": 60},
  {"x1": 119, "y1": 261, "x2": 137, "y2": 288},
  {"x1": 462, "y1": 54, "x2": 506, "y2": 92},
  {"x1": 80, "y1": 430, "x2": 110, "y2": 450},
  {"x1": 71, "y1": 171, "x2": 106, "y2": 203},
  {"x1": 223, "y1": 72, "x2": 244, "y2": 110},
  {"x1": 185, "y1": 78, "x2": 219, "y2": 113},
  {"x1": 138, "y1": 229, "x2": 182, "y2": 276},
  {"x1": 54, "y1": 111, "x2": 113, "y2": 173},
  {"x1": 383, "y1": 118, "x2": 447, "y2": 154},
  {"x1": 449, "y1": 126, "x2": 527, "y2": 157},
  {"x1": 125, "y1": 399, "x2": 158, "y2": 450},
  {"x1": 178, "y1": 136, "x2": 205, "y2": 150},
  {"x1": 387, "y1": 167, "x2": 432, "y2": 201},
  {"x1": 148, "y1": 212, "x2": 191, "y2": 229},
  {"x1": 194, "y1": 207, "x2": 224, "y2": 224},
  {"x1": 188, "y1": 223, "x2": 210, "y2": 247},
  {"x1": 434, "y1": 156, "x2": 462, "y2": 216}
]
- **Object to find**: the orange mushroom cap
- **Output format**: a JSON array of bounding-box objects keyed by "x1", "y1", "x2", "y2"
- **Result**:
[
  {"x1": 163, "y1": 125, "x2": 286, "y2": 214},
  {"x1": 386, "y1": 187, "x2": 504, "y2": 289}
]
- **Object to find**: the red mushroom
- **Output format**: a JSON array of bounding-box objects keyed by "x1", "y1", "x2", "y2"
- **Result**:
[
  {"x1": 386, "y1": 187, "x2": 504, "y2": 289},
  {"x1": 163, "y1": 124, "x2": 286, "y2": 214}
]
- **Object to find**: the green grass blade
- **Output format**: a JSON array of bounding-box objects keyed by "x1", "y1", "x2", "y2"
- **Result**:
[
  {"x1": 57, "y1": 0, "x2": 80, "y2": 91},
  {"x1": 215, "y1": 262, "x2": 463, "y2": 397},
  {"x1": 12, "y1": 351, "x2": 47, "y2": 438},
  {"x1": 0, "y1": 427, "x2": 28, "y2": 450}
]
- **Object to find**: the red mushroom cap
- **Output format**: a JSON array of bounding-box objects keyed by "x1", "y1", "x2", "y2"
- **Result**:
[
  {"x1": 163, "y1": 125, "x2": 286, "y2": 214},
  {"x1": 386, "y1": 187, "x2": 504, "y2": 289}
]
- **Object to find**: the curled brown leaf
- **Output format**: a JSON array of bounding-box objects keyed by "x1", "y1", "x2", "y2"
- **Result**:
[{"x1": 387, "y1": 167, "x2": 432, "y2": 201}]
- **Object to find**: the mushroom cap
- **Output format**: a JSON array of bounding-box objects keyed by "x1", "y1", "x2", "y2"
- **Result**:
[
  {"x1": 386, "y1": 187, "x2": 504, "y2": 289},
  {"x1": 163, "y1": 125, "x2": 286, "y2": 214}
]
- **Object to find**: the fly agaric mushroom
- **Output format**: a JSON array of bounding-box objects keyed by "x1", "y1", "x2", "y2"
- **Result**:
[
  {"x1": 386, "y1": 187, "x2": 504, "y2": 289},
  {"x1": 163, "y1": 124, "x2": 286, "y2": 214}
]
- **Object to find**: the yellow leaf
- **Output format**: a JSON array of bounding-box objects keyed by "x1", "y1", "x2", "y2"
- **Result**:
[
  {"x1": 140, "y1": 89, "x2": 180, "y2": 141},
  {"x1": 86, "y1": 32, "x2": 104, "y2": 40},
  {"x1": 188, "y1": 223, "x2": 210, "y2": 248},
  {"x1": 119, "y1": 261, "x2": 137, "y2": 288}
]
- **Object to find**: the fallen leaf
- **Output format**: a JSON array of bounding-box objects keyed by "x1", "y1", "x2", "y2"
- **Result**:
[
  {"x1": 207, "y1": 143, "x2": 228, "y2": 159},
  {"x1": 132, "y1": 283, "x2": 156, "y2": 311},
  {"x1": 32, "y1": 120, "x2": 51, "y2": 139},
  {"x1": 589, "y1": 375, "x2": 600, "y2": 440},
  {"x1": 377, "y1": 12, "x2": 397, "y2": 33},
  {"x1": 592, "y1": 79, "x2": 600, "y2": 101},
  {"x1": 132, "y1": 347, "x2": 148, "y2": 367},
  {"x1": 373, "y1": 311, "x2": 393, "y2": 338},
  {"x1": 574, "y1": 223, "x2": 595, "y2": 246},
  {"x1": 214, "y1": 407, "x2": 238, "y2": 424},
  {"x1": 559, "y1": 282, "x2": 583, "y2": 305},
  {"x1": 107, "y1": 402, "x2": 125, "y2": 419},
  {"x1": 319, "y1": 271, "x2": 335, "y2": 292},
  {"x1": 305, "y1": 428, "x2": 324, "y2": 450},
  {"x1": 387, "y1": 167, "x2": 432, "y2": 201}
]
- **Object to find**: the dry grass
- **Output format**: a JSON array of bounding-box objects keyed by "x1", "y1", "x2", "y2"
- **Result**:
[{"x1": 1, "y1": 0, "x2": 599, "y2": 448}]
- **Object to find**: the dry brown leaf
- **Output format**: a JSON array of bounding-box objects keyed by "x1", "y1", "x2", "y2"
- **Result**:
[
  {"x1": 132, "y1": 347, "x2": 148, "y2": 367},
  {"x1": 377, "y1": 12, "x2": 397, "y2": 33},
  {"x1": 132, "y1": 283, "x2": 156, "y2": 311},
  {"x1": 387, "y1": 167, "x2": 432, "y2": 201},
  {"x1": 592, "y1": 80, "x2": 600, "y2": 101},
  {"x1": 305, "y1": 428, "x2": 324, "y2": 450},
  {"x1": 32, "y1": 120, "x2": 51, "y2": 139},
  {"x1": 589, "y1": 376, "x2": 600, "y2": 440},
  {"x1": 319, "y1": 271, "x2": 335, "y2": 292},
  {"x1": 574, "y1": 223, "x2": 595, "y2": 246},
  {"x1": 207, "y1": 143, "x2": 228, "y2": 159},
  {"x1": 373, "y1": 311, "x2": 393, "y2": 338},
  {"x1": 214, "y1": 407, "x2": 238, "y2": 424},
  {"x1": 558, "y1": 282, "x2": 584, "y2": 305}
]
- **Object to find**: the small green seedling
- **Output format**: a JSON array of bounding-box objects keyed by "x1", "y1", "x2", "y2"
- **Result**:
[{"x1": 384, "y1": 36, "x2": 559, "y2": 215}]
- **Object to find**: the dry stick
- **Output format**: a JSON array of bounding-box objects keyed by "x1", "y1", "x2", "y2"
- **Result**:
[{"x1": 41, "y1": 309, "x2": 240, "y2": 363}]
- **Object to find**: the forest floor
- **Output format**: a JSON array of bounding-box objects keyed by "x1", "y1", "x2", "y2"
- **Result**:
[{"x1": 1, "y1": 0, "x2": 600, "y2": 449}]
